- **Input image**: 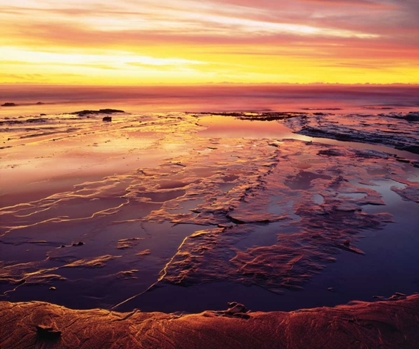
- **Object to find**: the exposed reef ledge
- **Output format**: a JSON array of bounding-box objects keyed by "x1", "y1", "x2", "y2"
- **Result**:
[
  {"x1": 284, "y1": 111, "x2": 419, "y2": 154},
  {"x1": 69, "y1": 109, "x2": 125, "y2": 116},
  {"x1": 200, "y1": 111, "x2": 419, "y2": 154},
  {"x1": 1, "y1": 294, "x2": 418, "y2": 349}
]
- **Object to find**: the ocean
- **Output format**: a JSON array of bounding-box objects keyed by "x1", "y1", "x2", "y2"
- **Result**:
[{"x1": 0, "y1": 84, "x2": 418, "y2": 116}]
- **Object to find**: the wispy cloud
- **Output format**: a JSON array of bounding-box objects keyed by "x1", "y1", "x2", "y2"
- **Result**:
[
  {"x1": 1, "y1": 1, "x2": 383, "y2": 39},
  {"x1": 0, "y1": 0, "x2": 417, "y2": 84},
  {"x1": 0, "y1": 47, "x2": 205, "y2": 69}
]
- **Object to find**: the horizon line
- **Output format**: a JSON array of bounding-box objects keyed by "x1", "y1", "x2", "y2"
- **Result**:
[{"x1": 0, "y1": 82, "x2": 418, "y2": 88}]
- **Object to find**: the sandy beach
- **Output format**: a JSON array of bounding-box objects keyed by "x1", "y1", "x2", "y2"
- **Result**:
[{"x1": 1, "y1": 294, "x2": 418, "y2": 349}]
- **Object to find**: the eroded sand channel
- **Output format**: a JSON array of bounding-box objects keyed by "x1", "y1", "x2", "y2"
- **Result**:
[{"x1": 0, "y1": 109, "x2": 418, "y2": 312}]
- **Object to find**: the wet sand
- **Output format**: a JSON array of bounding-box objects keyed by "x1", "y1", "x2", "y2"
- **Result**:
[{"x1": 0, "y1": 102, "x2": 418, "y2": 347}]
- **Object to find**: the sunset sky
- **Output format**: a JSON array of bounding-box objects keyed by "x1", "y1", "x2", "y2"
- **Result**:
[{"x1": 1, "y1": 0, "x2": 418, "y2": 85}]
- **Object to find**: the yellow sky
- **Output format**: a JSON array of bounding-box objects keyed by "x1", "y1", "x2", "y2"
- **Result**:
[{"x1": 0, "y1": 0, "x2": 418, "y2": 85}]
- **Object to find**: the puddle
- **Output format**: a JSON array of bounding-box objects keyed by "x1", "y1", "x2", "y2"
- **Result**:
[
  {"x1": 139, "y1": 189, "x2": 186, "y2": 203},
  {"x1": 168, "y1": 199, "x2": 205, "y2": 214},
  {"x1": 158, "y1": 181, "x2": 188, "y2": 189},
  {"x1": 219, "y1": 183, "x2": 236, "y2": 193},
  {"x1": 284, "y1": 171, "x2": 331, "y2": 190},
  {"x1": 197, "y1": 116, "x2": 292, "y2": 139},
  {"x1": 313, "y1": 194, "x2": 324, "y2": 204}
]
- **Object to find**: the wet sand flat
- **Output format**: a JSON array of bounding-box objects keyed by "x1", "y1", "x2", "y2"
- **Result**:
[{"x1": 0, "y1": 101, "x2": 418, "y2": 347}]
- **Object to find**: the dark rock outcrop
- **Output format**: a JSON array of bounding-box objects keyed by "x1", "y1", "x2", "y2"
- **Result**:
[{"x1": 71, "y1": 109, "x2": 124, "y2": 117}]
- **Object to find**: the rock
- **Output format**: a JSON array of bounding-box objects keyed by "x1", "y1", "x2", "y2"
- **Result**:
[
  {"x1": 213, "y1": 302, "x2": 251, "y2": 319},
  {"x1": 49, "y1": 286, "x2": 56, "y2": 291},
  {"x1": 1, "y1": 102, "x2": 16, "y2": 107},
  {"x1": 289, "y1": 112, "x2": 419, "y2": 154},
  {"x1": 404, "y1": 112, "x2": 419, "y2": 121},
  {"x1": 226, "y1": 302, "x2": 250, "y2": 318},
  {"x1": 227, "y1": 302, "x2": 248, "y2": 314},
  {"x1": 99, "y1": 108, "x2": 124, "y2": 114},
  {"x1": 72, "y1": 241, "x2": 84, "y2": 246},
  {"x1": 395, "y1": 145, "x2": 419, "y2": 154},
  {"x1": 0, "y1": 120, "x2": 23, "y2": 126},
  {"x1": 389, "y1": 292, "x2": 407, "y2": 301},
  {"x1": 102, "y1": 116, "x2": 112, "y2": 122},
  {"x1": 26, "y1": 118, "x2": 47, "y2": 123},
  {"x1": 232, "y1": 313, "x2": 251, "y2": 319},
  {"x1": 36, "y1": 325, "x2": 61, "y2": 340},
  {"x1": 318, "y1": 148, "x2": 346, "y2": 157},
  {"x1": 36, "y1": 102, "x2": 45, "y2": 105},
  {"x1": 73, "y1": 110, "x2": 96, "y2": 116},
  {"x1": 335, "y1": 133, "x2": 352, "y2": 141},
  {"x1": 395, "y1": 157, "x2": 410, "y2": 163},
  {"x1": 71, "y1": 109, "x2": 124, "y2": 117}
]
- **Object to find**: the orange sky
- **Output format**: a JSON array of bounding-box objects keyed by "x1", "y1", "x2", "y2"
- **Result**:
[{"x1": 1, "y1": 0, "x2": 418, "y2": 85}]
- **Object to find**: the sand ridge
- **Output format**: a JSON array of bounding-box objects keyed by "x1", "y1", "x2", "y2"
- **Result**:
[{"x1": 0, "y1": 294, "x2": 418, "y2": 348}]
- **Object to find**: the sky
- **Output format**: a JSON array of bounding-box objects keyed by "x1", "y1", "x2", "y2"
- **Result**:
[{"x1": 0, "y1": 0, "x2": 418, "y2": 85}]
